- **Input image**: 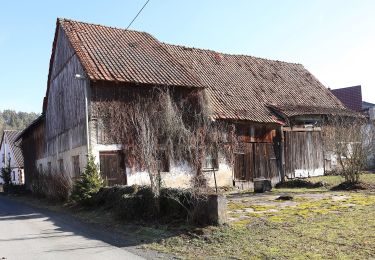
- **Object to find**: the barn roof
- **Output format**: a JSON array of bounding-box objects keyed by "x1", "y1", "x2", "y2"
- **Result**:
[
  {"x1": 164, "y1": 44, "x2": 352, "y2": 122},
  {"x1": 50, "y1": 18, "x2": 352, "y2": 123},
  {"x1": 1, "y1": 130, "x2": 24, "y2": 168},
  {"x1": 55, "y1": 19, "x2": 202, "y2": 88}
]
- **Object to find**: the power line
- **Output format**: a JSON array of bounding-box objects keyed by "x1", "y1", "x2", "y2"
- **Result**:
[{"x1": 126, "y1": 0, "x2": 151, "y2": 30}]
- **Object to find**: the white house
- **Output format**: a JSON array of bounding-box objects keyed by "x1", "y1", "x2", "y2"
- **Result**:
[{"x1": 0, "y1": 130, "x2": 24, "y2": 185}]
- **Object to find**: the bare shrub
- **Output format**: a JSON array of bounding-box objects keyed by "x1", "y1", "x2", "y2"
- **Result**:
[
  {"x1": 323, "y1": 116, "x2": 375, "y2": 183},
  {"x1": 31, "y1": 170, "x2": 72, "y2": 201},
  {"x1": 161, "y1": 176, "x2": 210, "y2": 222}
]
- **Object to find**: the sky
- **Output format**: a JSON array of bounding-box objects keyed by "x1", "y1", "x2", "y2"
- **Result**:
[{"x1": 0, "y1": 0, "x2": 374, "y2": 113}]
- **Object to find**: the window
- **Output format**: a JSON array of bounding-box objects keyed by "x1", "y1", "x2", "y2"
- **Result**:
[
  {"x1": 1, "y1": 153, "x2": 4, "y2": 163},
  {"x1": 47, "y1": 162, "x2": 52, "y2": 175},
  {"x1": 203, "y1": 147, "x2": 219, "y2": 170},
  {"x1": 12, "y1": 171, "x2": 15, "y2": 182},
  {"x1": 157, "y1": 149, "x2": 169, "y2": 172},
  {"x1": 72, "y1": 156, "x2": 80, "y2": 177},
  {"x1": 39, "y1": 164, "x2": 43, "y2": 174},
  {"x1": 58, "y1": 159, "x2": 64, "y2": 174}
]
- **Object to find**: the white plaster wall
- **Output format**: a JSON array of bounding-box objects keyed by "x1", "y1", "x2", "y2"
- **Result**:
[
  {"x1": 126, "y1": 170, "x2": 151, "y2": 186},
  {"x1": 36, "y1": 145, "x2": 88, "y2": 179},
  {"x1": 91, "y1": 144, "x2": 123, "y2": 165},
  {"x1": 126, "y1": 160, "x2": 233, "y2": 188},
  {"x1": 294, "y1": 168, "x2": 324, "y2": 178},
  {"x1": 365, "y1": 122, "x2": 375, "y2": 168},
  {"x1": 204, "y1": 162, "x2": 233, "y2": 187}
]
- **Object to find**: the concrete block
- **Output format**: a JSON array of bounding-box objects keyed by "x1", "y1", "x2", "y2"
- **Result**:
[{"x1": 207, "y1": 194, "x2": 228, "y2": 225}]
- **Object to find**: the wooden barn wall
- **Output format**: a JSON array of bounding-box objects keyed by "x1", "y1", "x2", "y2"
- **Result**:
[
  {"x1": 284, "y1": 130, "x2": 324, "y2": 178},
  {"x1": 21, "y1": 120, "x2": 46, "y2": 188},
  {"x1": 233, "y1": 142, "x2": 278, "y2": 181},
  {"x1": 50, "y1": 26, "x2": 75, "y2": 80},
  {"x1": 233, "y1": 123, "x2": 281, "y2": 183},
  {"x1": 236, "y1": 124, "x2": 277, "y2": 143},
  {"x1": 46, "y1": 26, "x2": 87, "y2": 157}
]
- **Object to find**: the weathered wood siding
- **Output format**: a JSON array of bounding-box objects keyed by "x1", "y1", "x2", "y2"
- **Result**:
[
  {"x1": 234, "y1": 143, "x2": 278, "y2": 181},
  {"x1": 99, "y1": 151, "x2": 126, "y2": 186},
  {"x1": 234, "y1": 124, "x2": 280, "y2": 183},
  {"x1": 284, "y1": 130, "x2": 324, "y2": 178},
  {"x1": 46, "y1": 25, "x2": 87, "y2": 157},
  {"x1": 21, "y1": 118, "x2": 46, "y2": 188}
]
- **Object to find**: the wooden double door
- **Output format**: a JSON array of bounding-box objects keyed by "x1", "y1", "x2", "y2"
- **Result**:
[
  {"x1": 99, "y1": 151, "x2": 127, "y2": 186},
  {"x1": 234, "y1": 143, "x2": 278, "y2": 181}
]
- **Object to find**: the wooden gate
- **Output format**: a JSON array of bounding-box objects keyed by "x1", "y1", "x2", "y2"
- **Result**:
[
  {"x1": 284, "y1": 131, "x2": 324, "y2": 178},
  {"x1": 234, "y1": 143, "x2": 278, "y2": 182},
  {"x1": 99, "y1": 151, "x2": 126, "y2": 186}
]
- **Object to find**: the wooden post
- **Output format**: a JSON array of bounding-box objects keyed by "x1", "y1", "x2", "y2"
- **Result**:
[
  {"x1": 213, "y1": 167, "x2": 218, "y2": 193},
  {"x1": 279, "y1": 126, "x2": 285, "y2": 182}
]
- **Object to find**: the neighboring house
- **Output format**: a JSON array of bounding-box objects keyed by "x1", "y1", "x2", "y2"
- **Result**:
[
  {"x1": 331, "y1": 85, "x2": 375, "y2": 169},
  {"x1": 330, "y1": 85, "x2": 363, "y2": 112},
  {"x1": 330, "y1": 85, "x2": 375, "y2": 117},
  {"x1": 17, "y1": 19, "x2": 353, "y2": 189},
  {"x1": 0, "y1": 130, "x2": 24, "y2": 185}
]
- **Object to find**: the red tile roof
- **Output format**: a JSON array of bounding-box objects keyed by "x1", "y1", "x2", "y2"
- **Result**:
[
  {"x1": 330, "y1": 85, "x2": 363, "y2": 112},
  {"x1": 164, "y1": 44, "x2": 349, "y2": 122},
  {"x1": 58, "y1": 19, "x2": 202, "y2": 87},
  {"x1": 49, "y1": 19, "x2": 351, "y2": 123}
]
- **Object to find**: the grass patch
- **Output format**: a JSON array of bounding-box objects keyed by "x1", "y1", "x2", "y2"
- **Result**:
[
  {"x1": 147, "y1": 202, "x2": 375, "y2": 259},
  {"x1": 145, "y1": 175, "x2": 375, "y2": 259},
  {"x1": 306, "y1": 172, "x2": 375, "y2": 187},
  {"x1": 10, "y1": 173, "x2": 375, "y2": 259}
]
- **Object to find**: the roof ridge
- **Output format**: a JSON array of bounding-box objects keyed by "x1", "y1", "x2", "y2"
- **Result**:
[
  {"x1": 57, "y1": 18, "x2": 302, "y2": 66},
  {"x1": 163, "y1": 42, "x2": 303, "y2": 66},
  {"x1": 58, "y1": 17, "x2": 151, "y2": 36}
]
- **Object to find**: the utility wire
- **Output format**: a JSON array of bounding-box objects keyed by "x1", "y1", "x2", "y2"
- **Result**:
[{"x1": 126, "y1": 0, "x2": 151, "y2": 30}]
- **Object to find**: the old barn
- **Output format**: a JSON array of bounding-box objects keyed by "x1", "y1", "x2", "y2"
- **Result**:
[{"x1": 17, "y1": 18, "x2": 353, "y2": 189}]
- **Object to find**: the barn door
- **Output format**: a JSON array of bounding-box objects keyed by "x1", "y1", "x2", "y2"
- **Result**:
[
  {"x1": 284, "y1": 131, "x2": 324, "y2": 178},
  {"x1": 234, "y1": 143, "x2": 278, "y2": 181},
  {"x1": 99, "y1": 151, "x2": 126, "y2": 186}
]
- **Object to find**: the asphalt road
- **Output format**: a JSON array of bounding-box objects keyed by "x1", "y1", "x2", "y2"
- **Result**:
[{"x1": 0, "y1": 195, "x2": 147, "y2": 260}]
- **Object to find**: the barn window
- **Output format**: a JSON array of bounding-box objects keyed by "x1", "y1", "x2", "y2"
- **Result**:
[
  {"x1": 204, "y1": 147, "x2": 219, "y2": 170},
  {"x1": 157, "y1": 149, "x2": 170, "y2": 172},
  {"x1": 72, "y1": 156, "x2": 80, "y2": 177},
  {"x1": 58, "y1": 159, "x2": 64, "y2": 174}
]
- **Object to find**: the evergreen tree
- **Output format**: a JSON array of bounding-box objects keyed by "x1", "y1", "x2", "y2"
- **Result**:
[
  {"x1": 71, "y1": 154, "x2": 103, "y2": 204},
  {"x1": 1, "y1": 157, "x2": 12, "y2": 192}
]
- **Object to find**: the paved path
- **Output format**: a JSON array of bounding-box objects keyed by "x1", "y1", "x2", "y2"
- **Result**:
[{"x1": 0, "y1": 195, "x2": 146, "y2": 260}]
